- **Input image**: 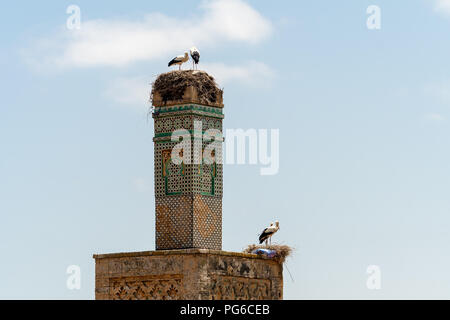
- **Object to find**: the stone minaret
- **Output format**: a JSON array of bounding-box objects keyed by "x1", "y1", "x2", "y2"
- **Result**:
[
  {"x1": 152, "y1": 71, "x2": 224, "y2": 250},
  {"x1": 93, "y1": 71, "x2": 283, "y2": 300}
]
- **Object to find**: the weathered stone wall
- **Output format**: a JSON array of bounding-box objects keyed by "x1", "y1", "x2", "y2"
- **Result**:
[{"x1": 94, "y1": 249, "x2": 283, "y2": 300}]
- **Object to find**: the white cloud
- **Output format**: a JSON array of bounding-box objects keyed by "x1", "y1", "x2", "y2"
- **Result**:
[
  {"x1": 199, "y1": 0, "x2": 272, "y2": 43},
  {"x1": 435, "y1": 0, "x2": 450, "y2": 15},
  {"x1": 202, "y1": 61, "x2": 275, "y2": 87},
  {"x1": 24, "y1": 0, "x2": 272, "y2": 69},
  {"x1": 425, "y1": 113, "x2": 446, "y2": 122},
  {"x1": 103, "y1": 76, "x2": 151, "y2": 108}
]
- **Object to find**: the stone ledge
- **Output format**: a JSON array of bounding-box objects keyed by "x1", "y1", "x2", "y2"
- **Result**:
[{"x1": 93, "y1": 249, "x2": 273, "y2": 261}]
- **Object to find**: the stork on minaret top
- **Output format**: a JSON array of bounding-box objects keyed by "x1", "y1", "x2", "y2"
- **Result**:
[
  {"x1": 190, "y1": 47, "x2": 200, "y2": 70},
  {"x1": 168, "y1": 52, "x2": 189, "y2": 70},
  {"x1": 168, "y1": 46, "x2": 201, "y2": 70}
]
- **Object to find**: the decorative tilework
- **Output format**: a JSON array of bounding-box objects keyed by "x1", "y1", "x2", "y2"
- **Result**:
[
  {"x1": 153, "y1": 101, "x2": 223, "y2": 250},
  {"x1": 154, "y1": 104, "x2": 223, "y2": 116},
  {"x1": 156, "y1": 195, "x2": 193, "y2": 249}
]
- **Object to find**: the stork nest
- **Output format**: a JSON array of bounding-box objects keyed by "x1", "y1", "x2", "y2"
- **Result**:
[
  {"x1": 243, "y1": 244, "x2": 293, "y2": 263},
  {"x1": 151, "y1": 70, "x2": 222, "y2": 105}
]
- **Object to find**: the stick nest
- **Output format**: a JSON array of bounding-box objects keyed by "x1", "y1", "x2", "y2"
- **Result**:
[
  {"x1": 151, "y1": 70, "x2": 222, "y2": 105},
  {"x1": 243, "y1": 244, "x2": 293, "y2": 263}
]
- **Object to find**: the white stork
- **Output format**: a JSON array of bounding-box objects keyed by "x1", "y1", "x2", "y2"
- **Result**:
[
  {"x1": 168, "y1": 52, "x2": 189, "y2": 70},
  {"x1": 190, "y1": 47, "x2": 200, "y2": 70},
  {"x1": 259, "y1": 221, "x2": 280, "y2": 246}
]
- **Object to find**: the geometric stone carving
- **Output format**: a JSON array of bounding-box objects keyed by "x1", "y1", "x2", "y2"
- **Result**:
[
  {"x1": 209, "y1": 276, "x2": 271, "y2": 300},
  {"x1": 109, "y1": 275, "x2": 270, "y2": 300},
  {"x1": 110, "y1": 276, "x2": 183, "y2": 300},
  {"x1": 94, "y1": 249, "x2": 283, "y2": 300}
]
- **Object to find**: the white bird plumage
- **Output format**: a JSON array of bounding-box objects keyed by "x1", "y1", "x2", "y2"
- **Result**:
[
  {"x1": 258, "y1": 220, "x2": 280, "y2": 246},
  {"x1": 189, "y1": 46, "x2": 200, "y2": 70},
  {"x1": 168, "y1": 52, "x2": 189, "y2": 70}
]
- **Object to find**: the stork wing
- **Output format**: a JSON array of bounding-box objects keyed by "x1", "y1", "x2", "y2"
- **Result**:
[
  {"x1": 168, "y1": 57, "x2": 180, "y2": 67},
  {"x1": 259, "y1": 228, "x2": 273, "y2": 243}
]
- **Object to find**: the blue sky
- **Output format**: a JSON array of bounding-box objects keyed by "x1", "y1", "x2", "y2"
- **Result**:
[{"x1": 1, "y1": 0, "x2": 450, "y2": 299}]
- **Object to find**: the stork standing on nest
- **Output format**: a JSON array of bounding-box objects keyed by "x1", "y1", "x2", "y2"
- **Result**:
[
  {"x1": 190, "y1": 46, "x2": 200, "y2": 70},
  {"x1": 168, "y1": 52, "x2": 189, "y2": 70},
  {"x1": 259, "y1": 221, "x2": 280, "y2": 246}
]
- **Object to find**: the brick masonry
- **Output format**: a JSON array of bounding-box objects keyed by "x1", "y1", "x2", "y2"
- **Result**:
[
  {"x1": 94, "y1": 249, "x2": 283, "y2": 300},
  {"x1": 152, "y1": 87, "x2": 224, "y2": 250}
]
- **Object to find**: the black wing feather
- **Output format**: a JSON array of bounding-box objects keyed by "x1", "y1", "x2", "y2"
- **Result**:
[
  {"x1": 168, "y1": 58, "x2": 178, "y2": 67},
  {"x1": 259, "y1": 228, "x2": 273, "y2": 244},
  {"x1": 191, "y1": 52, "x2": 200, "y2": 64}
]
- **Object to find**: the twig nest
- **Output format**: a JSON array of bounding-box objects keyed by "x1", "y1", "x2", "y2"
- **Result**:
[
  {"x1": 151, "y1": 70, "x2": 223, "y2": 106},
  {"x1": 244, "y1": 244, "x2": 293, "y2": 263}
]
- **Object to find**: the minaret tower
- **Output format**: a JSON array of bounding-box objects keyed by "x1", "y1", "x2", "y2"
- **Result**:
[
  {"x1": 151, "y1": 71, "x2": 224, "y2": 250},
  {"x1": 93, "y1": 70, "x2": 283, "y2": 301}
]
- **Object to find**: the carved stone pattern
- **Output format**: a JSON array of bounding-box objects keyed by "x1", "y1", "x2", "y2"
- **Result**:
[
  {"x1": 209, "y1": 276, "x2": 271, "y2": 300},
  {"x1": 110, "y1": 277, "x2": 182, "y2": 300}
]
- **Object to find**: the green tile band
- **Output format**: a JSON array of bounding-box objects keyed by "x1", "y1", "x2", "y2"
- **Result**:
[{"x1": 155, "y1": 104, "x2": 223, "y2": 115}]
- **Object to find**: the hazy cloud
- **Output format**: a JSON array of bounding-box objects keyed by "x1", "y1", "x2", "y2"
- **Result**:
[
  {"x1": 435, "y1": 0, "x2": 450, "y2": 15},
  {"x1": 202, "y1": 61, "x2": 275, "y2": 87},
  {"x1": 425, "y1": 113, "x2": 446, "y2": 122},
  {"x1": 103, "y1": 76, "x2": 151, "y2": 108},
  {"x1": 23, "y1": 0, "x2": 272, "y2": 69},
  {"x1": 104, "y1": 61, "x2": 274, "y2": 108}
]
